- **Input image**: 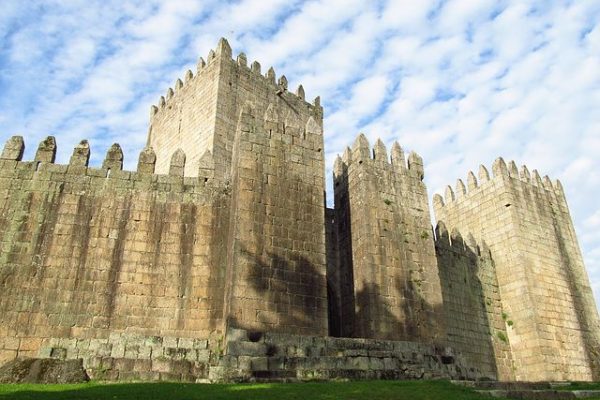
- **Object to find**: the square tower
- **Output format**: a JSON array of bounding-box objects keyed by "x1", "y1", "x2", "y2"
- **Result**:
[
  {"x1": 332, "y1": 135, "x2": 445, "y2": 343},
  {"x1": 148, "y1": 38, "x2": 322, "y2": 179},
  {"x1": 434, "y1": 159, "x2": 600, "y2": 381},
  {"x1": 148, "y1": 38, "x2": 328, "y2": 336}
]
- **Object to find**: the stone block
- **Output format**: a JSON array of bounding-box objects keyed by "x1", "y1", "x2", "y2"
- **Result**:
[
  {"x1": 226, "y1": 341, "x2": 267, "y2": 356},
  {"x1": 0, "y1": 350, "x2": 17, "y2": 366},
  {"x1": 196, "y1": 349, "x2": 211, "y2": 363},
  {"x1": 114, "y1": 358, "x2": 135, "y2": 371},
  {"x1": 110, "y1": 345, "x2": 125, "y2": 358},
  {"x1": 168, "y1": 360, "x2": 192, "y2": 375},
  {"x1": 267, "y1": 356, "x2": 285, "y2": 371},
  {"x1": 132, "y1": 359, "x2": 152, "y2": 372},
  {"x1": 158, "y1": 372, "x2": 182, "y2": 381},
  {"x1": 37, "y1": 347, "x2": 52, "y2": 358},
  {"x1": 152, "y1": 358, "x2": 172, "y2": 374},
  {"x1": 2, "y1": 338, "x2": 20, "y2": 351},
  {"x1": 165, "y1": 347, "x2": 188, "y2": 360},
  {"x1": 344, "y1": 349, "x2": 368, "y2": 357},
  {"x1": 250, "y1": 357, "x2": 268, "y2": 371},
  {"x1": 178, "y1": 338, "x2": 194, "y2": 349},
  {"x1": 349, "y1": 356, "x2": 370, "y2": 370},
  {"x1": 237, "y1": 356, "x2": 252, "y2": 370},
  {"x1": 49, "y1": 348, "x2": 67, "y2": 360},
  {"x1": 19, "y1": 338, "x2": 42, "y2": 352},
  {"x1": 192, "y1": 339, "x2": 208, "y2": 349},
  {"x1": 162, "y1": 337, "x2": 178, "y2": 348},
  {"x1": 369, "y1": 357, "x2": 385, "y2": 370},
  {"x1": 219, "y1": 355, "x2": 238, "y2": 368},
  {"x1": 226, "y1": 328, "x2": 248, "y2": 342},
  {"x1": 208, "y1": 366, "x2": 247, "y2": 383}
]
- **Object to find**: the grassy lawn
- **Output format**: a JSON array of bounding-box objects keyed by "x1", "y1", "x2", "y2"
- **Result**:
[
  {"x1": 0, "y1": 380, "x2": 508, "y2": 400},
  {"x1": 555, "y1": 382, "x2": 600, "y2": 391}
]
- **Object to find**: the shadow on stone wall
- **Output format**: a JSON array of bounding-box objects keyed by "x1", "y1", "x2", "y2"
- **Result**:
[
  {"x1": 332, "y1": 161, "x2": 355, "y2": 339},
  {"x1": 325, "y1": 207, "x2": 342, "y2": 337},
  {"x1": 227, "y1": 244, "x2": 325, "y2": 334},
  {"x1": 232, "y1": 239, "x2": 447, "y2": 348},
  {"x1": 552, "y1": 217, "x2": 600, "y2": 379},
  {"x1": 434, "y1": 227, "x2": 500, "y2": 380},
  {"x1": 353, "y1": 278, "x2": 438, "y2": 342}
]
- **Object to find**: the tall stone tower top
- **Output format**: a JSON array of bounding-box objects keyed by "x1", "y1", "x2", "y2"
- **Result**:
[{"x1": 147, "y1": 37, "x2": 323, "y2": 178}]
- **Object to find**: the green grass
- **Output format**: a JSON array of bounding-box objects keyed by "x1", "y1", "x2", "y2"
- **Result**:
[
  {"x1": 0, "y1": 380, "x2": 508, "y2": 400},
  {"x1": 555, "y1": 382, "x2": 600, "y2": 391}
]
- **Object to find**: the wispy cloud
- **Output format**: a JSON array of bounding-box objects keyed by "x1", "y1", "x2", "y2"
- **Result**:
[{"x1": 0, "y1": 0, "x2": 599, "y2": 307}]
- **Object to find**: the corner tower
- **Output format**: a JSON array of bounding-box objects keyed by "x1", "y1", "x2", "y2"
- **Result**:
[
  {"x1": 434, "y1": 160, "x2": 600, "y2": 381},
  {"x1": 149, "y1": 38, "x2": 328, "y2": 336}
]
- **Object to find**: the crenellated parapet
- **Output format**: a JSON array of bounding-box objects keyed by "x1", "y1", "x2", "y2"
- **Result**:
[
  {"x1": 333, "y1": 133, "x2": 425, "y2": 185},
  {"x1": 149, "y1": 38, "x2": 321, "y2": 124},
  {"x1": 235, "y1": 100, "x2": 324, "y2": 151},
  {"x1": 0, "y1": 136, "x2": 224, "y2": 196},
  {"x1": 433, "y1": 157, "x2": 567, "y2": 219},
  {"x1": 148, "y1": 37, "x2": 323, "y2": 178},
  {"x1": 434, "y1": 221, "x2": 491, "y2": 260}
]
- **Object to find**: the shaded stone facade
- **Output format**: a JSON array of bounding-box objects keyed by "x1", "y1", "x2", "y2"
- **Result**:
[{"x1": 0, "y1": 38, "x2": 598, "y2": 382}]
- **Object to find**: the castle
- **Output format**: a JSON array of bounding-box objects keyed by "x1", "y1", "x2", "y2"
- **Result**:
[{"x1": 0, "y1": 38, "x2": 598, "y2": 383}]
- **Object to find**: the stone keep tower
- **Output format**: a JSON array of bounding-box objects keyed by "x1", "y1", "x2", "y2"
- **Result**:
[
  {"x1": 148, "y1": 38, "x2": 328, "y2": 335},
  {"x1": 331, "y1": 134, "x2": 445, "y2": 342},
  {"x1": 148, "y1": 38, "x2": 322, "y2": 180},
  {"x1": 434, "y1": 159, "x2": 600, "y2": 381}
]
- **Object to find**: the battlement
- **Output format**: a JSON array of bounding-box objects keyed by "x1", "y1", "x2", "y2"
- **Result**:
[
  {"x1": 150, "y1": 38, "x2": 321, "y2": 123},
  {"x1": 0, "y1": 135, "x2": 222, "y2": 194},
  {"x1": 333, "y1": 133, "x2": 424, "y2": 182},
  {"x1": 237, "y1": 101, "x2": 323, "y2": 145},
  {"x1": 434, "y1": 220, "x2": 492, "y2": 259},
  {"x1": 433, "y1": 157, "x2": 565, "y2": 216}
]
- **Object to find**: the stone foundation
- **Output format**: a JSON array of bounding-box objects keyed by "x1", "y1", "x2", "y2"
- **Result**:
[
  {"x1": 215, "y1": 328, "x2": 479, "y2": 382},
  {"x1": 8, "y1": 329, "x2": 480, "y2": 383}
]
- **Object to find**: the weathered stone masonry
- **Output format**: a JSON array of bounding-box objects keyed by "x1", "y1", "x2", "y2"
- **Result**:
[
  {"x1": 331, "y1": 135, "x2": 444, "y2": 343},
  {"x1": 434, "y1": 160, "x2": 600, "y2": 381},
  {"x1": 0, "y1": 37, "x2": 598, "y2": 382}
]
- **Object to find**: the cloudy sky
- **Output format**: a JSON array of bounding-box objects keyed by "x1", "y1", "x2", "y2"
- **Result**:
[{"x1": 1, "y1": 1, "x2": 599, "y2": 306}]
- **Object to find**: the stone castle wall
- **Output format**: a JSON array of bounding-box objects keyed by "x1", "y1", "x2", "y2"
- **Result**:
[
  {"x1": 331, "y1": 134, "x2": 444, "y2": 343},
  {"x1": 0, "y1": 136, "x2": 229, "y2": 367},
  {"x1": 0, "y1": 37, "x2": 598, "y2": 383},
  {"x1": 435, "y1": 226, "x2": 514, "y2": 380},
  {"x1": 434, "y1": 159, "x2": 600, "y2": 381}
]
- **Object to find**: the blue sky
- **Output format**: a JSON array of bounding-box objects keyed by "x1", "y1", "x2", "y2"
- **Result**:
[{"x1": 1, "y1": 1, "x2": 599, "y2": 306}]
